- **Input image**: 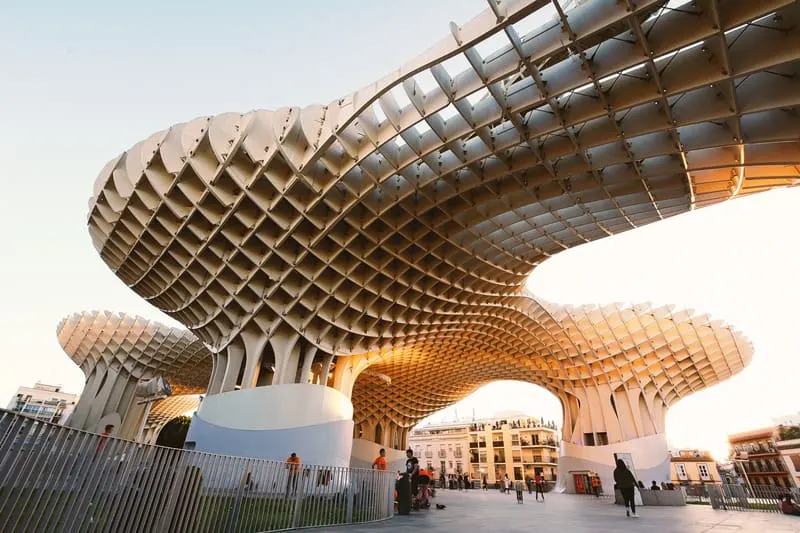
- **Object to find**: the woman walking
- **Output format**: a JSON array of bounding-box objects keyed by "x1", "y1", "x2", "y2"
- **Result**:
[{"x1": 613, "y1": 459, "x2": 638, "y2": 518}]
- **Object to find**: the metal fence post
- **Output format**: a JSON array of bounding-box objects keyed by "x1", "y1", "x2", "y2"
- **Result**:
[
  {"x1": 291, "y1": 471, "x2": 306, "y2": 528},
  {"x1": 226, "y1": 465, "x2": 247, "y2": 533},
  {"x1": 0, "y1": 408, "x2": 399, "y2": 533},
  {"x1": 387, "y1": 472, "x2": 395, "y2": 518},
  {"x1": 346, "y1": 473, "x2": 355, "y2": 523}
]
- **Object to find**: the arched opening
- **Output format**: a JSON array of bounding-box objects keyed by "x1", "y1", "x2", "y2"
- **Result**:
[
  {"x1": 156, "y1": 415, "x2": 192, "y2": 448},
  {"x1": 374, "y1": 423, "x2": 383, "y2": 445},
  {"x1": 402, "y1": 380, "x2": 562, "y2": 487}
]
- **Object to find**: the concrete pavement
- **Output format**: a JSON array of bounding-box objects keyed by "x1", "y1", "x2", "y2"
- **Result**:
[{"x1": 321, "y1": 489, "x2": 800, "y2": 532}]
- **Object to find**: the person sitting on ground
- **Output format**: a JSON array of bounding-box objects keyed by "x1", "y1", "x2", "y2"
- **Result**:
[
  {"x1": 780, "y1": 494, "x2": 800, "y2": 516},
  {"x1": 650, "y1": 480, "x2": 661, "y2": 490}
]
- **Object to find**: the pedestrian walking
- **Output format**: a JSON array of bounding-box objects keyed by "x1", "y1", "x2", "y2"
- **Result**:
[
  {"x1": 534, "y1": 473, "x2": 545, "y2": 502},
  {"x1": 613, "y1": 459, "x2": 638, "y2": 518}
]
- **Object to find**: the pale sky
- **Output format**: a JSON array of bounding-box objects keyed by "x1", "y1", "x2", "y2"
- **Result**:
[{"x1": 1, "y1": 1, "x2": 797, "y2": 460}]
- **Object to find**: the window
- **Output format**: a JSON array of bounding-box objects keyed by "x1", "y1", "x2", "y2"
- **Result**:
[
  {"x1": 583, "y1": 433, "x2": 595, "y2": 447},
  {"x1": 596, "y1": 432, "x2": 608, "y2": 446},
  {"x1": 454, "y1": 444, "x2": 463, "y2": 458},
  {"x1": 425, "y1": 445, "x2": 433, "y2": 458},
  {"x1": 698, "y1": 463, "x2": 710, "y2": 480},
  {"x1": 676, "y1": 463, "x2": 688, "y2": 480},
  {"x1": 479, "y1": 450, "x2": 487, "y2": 463},
  {"x1": 511, "y1": 434, "x2": 520, "y2": 446}
]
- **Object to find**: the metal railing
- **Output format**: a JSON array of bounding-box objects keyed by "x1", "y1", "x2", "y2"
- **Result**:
[
  {"x1": 707, "y1": 484, "x2": 800, "y2": 513},
  {"x1": 0, "y1": 409, "x2": 394, "y2": 532}
]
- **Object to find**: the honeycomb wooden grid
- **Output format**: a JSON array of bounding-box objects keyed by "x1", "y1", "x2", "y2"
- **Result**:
[{"x1": 84, "y1": 0, "x2": 800, "y2": 440}]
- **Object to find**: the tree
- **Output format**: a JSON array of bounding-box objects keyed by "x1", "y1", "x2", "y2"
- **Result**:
[
  {"x1": 156, "y1": 415, "x2": 192, "y2": 448},
  {"x1": 778, "y1": 425, "x2": 800, "y2": 441}
]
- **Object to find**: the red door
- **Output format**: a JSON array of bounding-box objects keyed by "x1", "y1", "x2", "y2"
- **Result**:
[{"x1": 574, "y1": 474, "x2": 585, "y2": 494}]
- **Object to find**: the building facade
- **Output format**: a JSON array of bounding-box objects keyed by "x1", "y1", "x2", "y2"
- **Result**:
[
  {"x1": 729, "y1": 427, "x2": 797, "y2": 489},
  {"x1": 776, "y1": 424, "x2": 800, "y2": 488},
  {"x1": 669, "y1": 450, "x2": 722, "y2": 487},
  {"x1": 409, "y1": 416, "x2": 558, "y2": 485},
  {"x1": 7, "y1": 383, "x2": 78, "y2": 425}
]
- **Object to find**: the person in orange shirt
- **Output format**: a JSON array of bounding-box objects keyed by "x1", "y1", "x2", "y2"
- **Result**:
[
  {"x1": 372, "y1": 448, "x2": 387, "y2": 471},
  {"x1": 285, "y1": 452, "x2": 301, "y2": 495}
]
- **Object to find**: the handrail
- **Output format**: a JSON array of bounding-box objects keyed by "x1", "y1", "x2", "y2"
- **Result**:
[{"x1": 0, "y1": 409, "x2": 394, "y2": 533}]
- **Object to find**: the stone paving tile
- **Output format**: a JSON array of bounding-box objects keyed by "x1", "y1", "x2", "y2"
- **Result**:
[{"x1": 314, "y1": 490, "x2": 800, "y2": 533}]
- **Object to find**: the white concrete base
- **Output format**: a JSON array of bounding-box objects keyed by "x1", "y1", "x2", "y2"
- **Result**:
[
  {"x1": 185, "y1": 384, "x2": 354, "y2": 467},
  {"x1": 557, "y1": 434, "x2": 670, "y2": 498}
]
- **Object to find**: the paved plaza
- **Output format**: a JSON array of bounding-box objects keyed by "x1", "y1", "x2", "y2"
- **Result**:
[{"x1": 317, "y1": 490, "x2": 800, "y2": 533}]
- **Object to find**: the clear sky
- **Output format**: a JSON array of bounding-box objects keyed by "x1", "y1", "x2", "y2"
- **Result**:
[{"x1": 1, "y1": 1, "x2": 797, "y2": 461}]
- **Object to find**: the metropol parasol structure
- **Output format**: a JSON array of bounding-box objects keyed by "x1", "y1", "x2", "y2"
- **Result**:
[{"x1": 62, "y1": 0, "x2": 799, "y2": 489}]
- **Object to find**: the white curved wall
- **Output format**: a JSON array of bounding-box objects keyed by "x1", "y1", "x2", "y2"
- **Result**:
[
  {"x1": 557, "y1": 433, "x2": 670, "y2": 494},
  {"x1": 350, "y1": 439, "x2": 407, "y2": 473},
  {"x1": 185, "y1": 384, "x2": 354, "y2": 467}
]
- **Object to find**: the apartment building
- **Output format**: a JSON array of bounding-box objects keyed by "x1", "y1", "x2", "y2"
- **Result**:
[
  {"x1": 7, "y1": 382, "x2": 78, "y2": 425},
  {"x1": 409, "y1": 416, "x2": 559, "y2": 484},
  {"x1": 776, "y1": 424, "x2": 800, "y2": 488},
  {"x1": 669, "y1": 449, "x2": 722, "y2": 486},
  {"x1": 728, "y1": 427, "x2": 797, "y2": 489}
]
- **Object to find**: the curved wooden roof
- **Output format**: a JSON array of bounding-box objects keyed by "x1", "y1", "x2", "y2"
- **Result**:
[
  {"x1": 57, "y1": 311, "x2": 212, "y2": 395},
  {"x1": 85, "y1": 0, "x2": 798, "y2": 428}
]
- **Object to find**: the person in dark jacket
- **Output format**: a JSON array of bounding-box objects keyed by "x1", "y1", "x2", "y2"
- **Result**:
[{"x1": 613, "y1": 459, "x2": 638, "y2": 518}]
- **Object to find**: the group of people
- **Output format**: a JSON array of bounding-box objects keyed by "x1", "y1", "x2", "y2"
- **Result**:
[
  {"x1": 641, "y1": 480, "x2": 679, "y2": 491},
  {"x1": 493, "y1": 473, "x2": 546, "y2": 501},
  {"x1": 442, "y1": 473, "x2": 472, "y2": 490}
]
